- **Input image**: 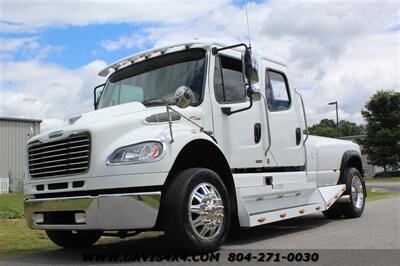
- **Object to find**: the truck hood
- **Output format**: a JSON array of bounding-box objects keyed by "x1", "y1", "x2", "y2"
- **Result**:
[
  {"x1": 29, "y1": 102, "x2": 204, "y2": 144},
  {"x1": 73, "y1": 102, "x2": 164, "y2": 126}
]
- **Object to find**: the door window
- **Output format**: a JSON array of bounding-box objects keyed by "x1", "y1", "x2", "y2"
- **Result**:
[
  {"x1": 265, "y1": 70, "x2": 291, "y2": 111},
  {"x1": 214, "y1": 56, "x2": 246, "y2": 103}
]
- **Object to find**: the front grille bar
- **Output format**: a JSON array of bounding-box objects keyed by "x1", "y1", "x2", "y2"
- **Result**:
[
  {"x1": 29, "y1": 139, "x2": 89, "y2": 152},
  {"x1": 29, "y1": 161, "x2": 89, "y2": 171},
  {"x1": 29, "y1": 155, "x2": 89, "y2": 166},
  {"x1": 28, "y1": 144, "x2": 90, "y2": 157},
  {"x1": 28, "y1": 150, "x2": 90, "y2": 162}
]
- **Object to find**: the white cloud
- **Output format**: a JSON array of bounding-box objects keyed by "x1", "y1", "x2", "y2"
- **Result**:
[
  {"x1": 0, "y1": 0, "x2": 230, "y2": 33},
  {"x1": 299, "y1": 31, "x2": 400, "y2": 125},
  {"x1": 0, "y1": 60, "x2": 107, "y2": 131},
  {"x1": 1, "y1": 0, "x2": 399, "y2": 129},
  {"x1": 101, "y1": 33, "x2": 150, "y2": 52},
  {"x1": 0, "y1": 36, "x2": 62, "y2": 61},
  {"x1": 0, "y1": 37, "x2": 36, "y2": 51},
  {"x1": 97, "y1": 0, "x2": 399, "y2": 125}
]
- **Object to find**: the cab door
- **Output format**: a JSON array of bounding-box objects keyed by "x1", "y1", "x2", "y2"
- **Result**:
[
  {"x1": 210, "y1": 52, "x2": 265, "y2": 169},
  {"x1": 264, "y1": 65, "x2": 305, "y2": 167}
]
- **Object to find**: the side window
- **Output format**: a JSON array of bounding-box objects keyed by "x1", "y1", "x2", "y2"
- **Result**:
[
  {"x1": 214, "y1": 56, "x2": 246, "y2": 103},
  {"x1": 265, "y1": 70, "x2": 291, "y2": 111}
]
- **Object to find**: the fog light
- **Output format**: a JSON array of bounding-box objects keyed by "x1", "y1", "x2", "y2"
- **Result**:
[
  {"x1": 34, "y1": 213, "x2": 44, "y2": 224},
  {"x1": 75, "y1": 213, "x2": 86, "y2": 224}
]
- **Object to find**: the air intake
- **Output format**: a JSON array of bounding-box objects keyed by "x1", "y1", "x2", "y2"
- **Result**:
[{"x1": 145, "y1": 112, "x2": 181, "y2": 123}]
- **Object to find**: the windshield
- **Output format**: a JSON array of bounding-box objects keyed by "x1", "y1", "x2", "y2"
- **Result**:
[{"x1": 98, "y1": 49, "x2": 206, "y2": 108}]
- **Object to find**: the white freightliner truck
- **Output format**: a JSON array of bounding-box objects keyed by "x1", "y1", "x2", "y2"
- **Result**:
[{"x1": 24, "y1": 42, "x2": 366, "y2": 251}]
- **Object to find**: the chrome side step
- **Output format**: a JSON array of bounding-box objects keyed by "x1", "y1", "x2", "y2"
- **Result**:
[
  {"x1": 248, "y1": 203, "x2": 323, "y2": 227},
  {"x1": 241, "y1": 184, "x2": 346, "y2": 227}
]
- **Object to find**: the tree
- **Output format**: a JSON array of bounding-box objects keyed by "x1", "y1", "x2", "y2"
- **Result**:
[
  {"x1": 308, "y1": 119, "x2": 337, "y2": 138},
  {"x1": 338, "y1": 120, "x2": 364, "y2": 137},
  {"x1": 361, "y1": 90, "x2": 400, "y2": 173},
  {"x1": 308, "y1": 119, "x2": 364, "y2": 138}
]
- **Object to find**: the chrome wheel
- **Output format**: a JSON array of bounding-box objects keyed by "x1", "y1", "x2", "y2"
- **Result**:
[
  {"x1": 351, "y1": 175, "x2": 364, "y2": 209},
  {"x1": 188, "y1": 182, "x2": 224, "y2": 240}
]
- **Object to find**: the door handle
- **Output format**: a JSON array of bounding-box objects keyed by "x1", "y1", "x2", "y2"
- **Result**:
[
  {"x1": 296, "y1": 127, "x2": 302, "y2": 145},
  {"x1": 254, "y1": 123, "x2": 262, "y2": 144}
]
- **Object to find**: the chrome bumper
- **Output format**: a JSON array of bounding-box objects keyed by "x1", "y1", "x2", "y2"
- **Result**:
[{"x1": 24, "y1": 192, "x2": 161, "y2": 230}]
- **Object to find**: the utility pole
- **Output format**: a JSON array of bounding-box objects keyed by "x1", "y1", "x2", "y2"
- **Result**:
[{"x1": 329, "y1": 101, "x2": 339, "y2": 137}]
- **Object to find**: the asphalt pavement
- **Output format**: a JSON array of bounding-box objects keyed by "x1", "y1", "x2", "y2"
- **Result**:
[{"x1": 1, "y1": 197, "x2": 399, "y2": 265}]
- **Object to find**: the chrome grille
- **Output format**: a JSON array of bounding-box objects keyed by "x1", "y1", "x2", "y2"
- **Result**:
[{"x1": 28, "y1": 132, "x2": 91, "y2": 178}]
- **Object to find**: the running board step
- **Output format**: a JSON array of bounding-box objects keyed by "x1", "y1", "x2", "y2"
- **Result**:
[{"x1": 247, "y1": 184, "x2": 346, "y2": 227}]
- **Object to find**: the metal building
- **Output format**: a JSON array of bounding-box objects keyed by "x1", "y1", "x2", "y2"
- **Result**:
[{"x1": 0, "y1": 117, "x2": 41, "y2": 193}]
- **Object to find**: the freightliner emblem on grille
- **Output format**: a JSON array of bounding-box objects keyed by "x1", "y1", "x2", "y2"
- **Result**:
[{"x1": 48, "y1": 130, "x2": 64, "y2": 138}]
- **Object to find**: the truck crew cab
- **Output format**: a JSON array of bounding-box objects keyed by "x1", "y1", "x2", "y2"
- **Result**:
[{"x1": 24, "y1": 42, "x2": 366, "y2": 252}]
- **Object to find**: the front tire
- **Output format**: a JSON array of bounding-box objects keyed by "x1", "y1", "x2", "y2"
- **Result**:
[
  {"x1": 163, "y1": 168, "x2": 231, "y2": 252},
  {"x1": 46, "y1": 230, "x2": 102, "y2": 249}
]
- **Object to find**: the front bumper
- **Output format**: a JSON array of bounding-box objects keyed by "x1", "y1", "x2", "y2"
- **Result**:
[{"x1": 24, "y1": 192, "x2": 161, "y2": 230}]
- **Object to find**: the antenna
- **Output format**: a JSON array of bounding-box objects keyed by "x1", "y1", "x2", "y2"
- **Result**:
[{"x1": 244, "y1": 1, "x2": 252, "y2": 48}]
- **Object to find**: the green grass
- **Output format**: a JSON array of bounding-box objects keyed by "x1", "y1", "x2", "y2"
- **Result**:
[
  {"x1": 366, "y1": 187, "x2": 400, "y2": 201},
  {"x1": 365, "y1": 176, "x2": 400, "y2": 183},
  {"x1": 0, "y1": 193, "x2": 24, "y2": 219},
  {"x1": 0, "y1": 219, "x2": 57, "y2": 256}
]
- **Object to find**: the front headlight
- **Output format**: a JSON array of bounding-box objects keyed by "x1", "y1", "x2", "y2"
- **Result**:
[{"x1": 107, "y1": 141, "x2": 163, "y2": 165}]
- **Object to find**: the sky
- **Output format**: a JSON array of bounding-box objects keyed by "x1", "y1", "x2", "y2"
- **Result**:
[{"x1": 0, "y1": 0, "x2": 399, "y2": 131}]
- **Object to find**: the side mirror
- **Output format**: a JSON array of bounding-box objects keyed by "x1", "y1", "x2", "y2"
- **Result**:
[
  {"x1": 242, "y1": 48, "x2": 260, "y2": 101},
  {"x1": 241, "y1": 48, "x2": 259, "y2": 85},
  {"x1": 174, "y1": 86, "x2": 193, "y2": 108},
  {"x1": 93, "y1": 83, "x2": 105, "y2": 110}
]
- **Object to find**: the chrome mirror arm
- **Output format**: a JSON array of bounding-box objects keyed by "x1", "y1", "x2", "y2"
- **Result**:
[{"x1": 163, "y1": 86, "x2": 201, "y2": 143}]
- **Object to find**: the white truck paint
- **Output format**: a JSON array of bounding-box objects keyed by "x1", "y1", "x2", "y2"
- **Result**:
[{"x1": 24, "y1": 42, "x2": 366, "y2": 251}]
